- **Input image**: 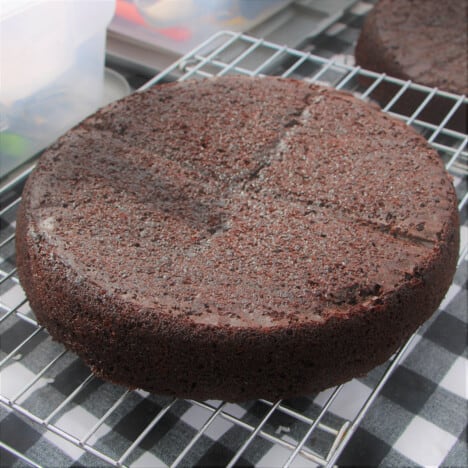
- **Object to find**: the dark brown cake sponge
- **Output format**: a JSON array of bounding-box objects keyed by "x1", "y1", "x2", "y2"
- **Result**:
[
  {"x1": 16, "y1": 76, "x2": 459, "y2": 402},
  {"x1": 355, "y1": 0, "x2": 467, "y2": 131}
]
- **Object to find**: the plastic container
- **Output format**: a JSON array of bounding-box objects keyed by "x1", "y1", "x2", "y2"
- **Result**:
[{"x1": 0, "y1": 0, "x2": 115, "y2": 178}]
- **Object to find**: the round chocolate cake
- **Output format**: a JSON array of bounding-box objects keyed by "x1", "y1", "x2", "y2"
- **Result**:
[
  {"x1": 16, "y1": 76, "x2": 459, "y2": 402},
  {"x1": 355, "y1": 0, "x2": 467, "y2": 130}
]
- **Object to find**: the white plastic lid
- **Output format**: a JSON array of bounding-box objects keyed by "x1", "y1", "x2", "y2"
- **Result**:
[{"x1": 0, "y1": 0, "x2": 42, "y2": 20}]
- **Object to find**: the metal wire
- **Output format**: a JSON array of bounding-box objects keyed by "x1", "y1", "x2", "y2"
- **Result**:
[
  {"x1": 325, "y1": 333, "x2": 422, "y2": 468},
  {"x1": 0, "y1": 297, "x2": 28, "y2": 324},
  {"x1": 189, "y1": 398, "x2": 335, "y2": 465},
  {"x1": 0, "y1": 233, "x2": 15, "y2": 250},
  {"x1": 0, "y1": 441, "x2": 43, "y2": 468},
  {"x1": 226, "y1": 401, "x2": 282, "y2": 468},
  {"x1": 283, "y1": 386, "x2": 342, "y2": 468},
  {"x1": 170, "y1": 401, "x2": 228, "y2": 467},
  {"x1": 1, "y1": 30, "x2": 467, "y2": 467},
  {"x1": 116, "y1": 399, "x2": 177, "y2": 466},
  {"x1": 0, "y1": 267, "x2": 18, "y2": 287}
]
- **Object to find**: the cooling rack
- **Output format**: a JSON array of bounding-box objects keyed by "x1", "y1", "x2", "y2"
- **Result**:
[{"x1": 1, "y1": 30, "x2": 467, "y2": 467}]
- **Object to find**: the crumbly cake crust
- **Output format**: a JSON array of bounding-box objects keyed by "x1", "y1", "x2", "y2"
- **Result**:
[{"x1": 16, "y1": 76, "x2": 459, "y2": 401}]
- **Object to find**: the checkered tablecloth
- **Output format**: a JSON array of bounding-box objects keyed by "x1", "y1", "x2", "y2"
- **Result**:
[{"x1": 1, "y1": 2, "x2": 467, "y2": 467}]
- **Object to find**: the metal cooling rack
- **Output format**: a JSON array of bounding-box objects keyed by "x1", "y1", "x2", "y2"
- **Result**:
[{"x1": 0, "y1": 31, "x2": 467, "y2": 467}]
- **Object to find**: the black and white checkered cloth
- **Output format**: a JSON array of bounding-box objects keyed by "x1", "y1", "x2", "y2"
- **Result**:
[{"x1": 1, "y1": 1, "x2": 466, "y2": 466}]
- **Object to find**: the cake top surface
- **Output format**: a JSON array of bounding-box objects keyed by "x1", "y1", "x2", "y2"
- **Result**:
[
  {"x1": 23, "y1": 76, "x2": 457, "y2": 328},
  {"x1": 369, "y1": 0, "x2": 467, "y2": 95}
]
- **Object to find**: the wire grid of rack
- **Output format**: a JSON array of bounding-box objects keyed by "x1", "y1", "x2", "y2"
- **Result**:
[{"x1": 1, "y1": 31, "x2": 467, "y2": 468}]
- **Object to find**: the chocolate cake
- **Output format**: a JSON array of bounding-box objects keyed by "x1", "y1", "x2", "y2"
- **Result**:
[
  {"x1": 355, "y1": 0, "x2": 467, "y2": 131},
  {"x1": 16, "y1": 76, "x2": 459, "y2": 402}
]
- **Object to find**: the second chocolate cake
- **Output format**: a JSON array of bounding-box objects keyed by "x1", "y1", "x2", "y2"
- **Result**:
[
  {"x1": 355, "y1": 0, "x2": 467, "y2": 131},
  {"x1": 16, "y1": 76, "x2": 459, "y2": 402}
]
